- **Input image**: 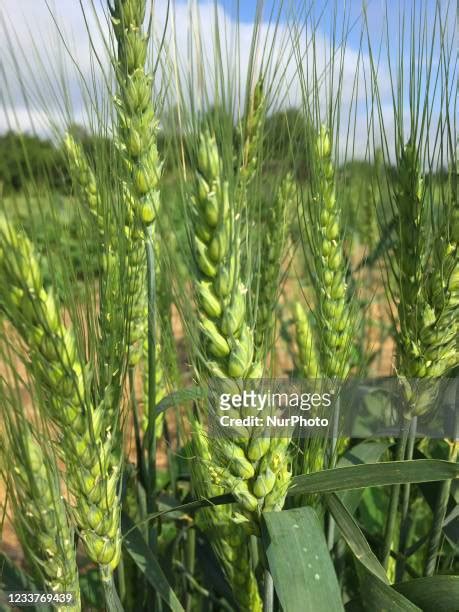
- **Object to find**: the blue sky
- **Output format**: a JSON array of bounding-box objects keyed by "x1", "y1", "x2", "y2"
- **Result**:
[{"x1": 184, "y1": 1, "x2": 446, "y2": 46}]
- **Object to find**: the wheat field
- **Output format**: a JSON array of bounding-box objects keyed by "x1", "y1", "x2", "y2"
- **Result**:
[{"x1": 0, "y1": 1, "x2": 457, "y2": 611}]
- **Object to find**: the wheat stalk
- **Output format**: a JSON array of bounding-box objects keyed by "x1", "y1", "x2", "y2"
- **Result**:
[{"x1": 141, "y1": 332, "x2": 166, "y2": 436}]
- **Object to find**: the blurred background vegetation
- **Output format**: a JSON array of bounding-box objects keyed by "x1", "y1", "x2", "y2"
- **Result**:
[{"x1": 0, "y1": 108, "x2": 448, "y2": 285}]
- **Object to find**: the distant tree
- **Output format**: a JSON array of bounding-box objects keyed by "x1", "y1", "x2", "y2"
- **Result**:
[
  {"x1": 264, "y1": 108, "x2": 315, "y2": 177},
  {"x1": 0, "y1": 131, "x2": 65, "y2": 193}
]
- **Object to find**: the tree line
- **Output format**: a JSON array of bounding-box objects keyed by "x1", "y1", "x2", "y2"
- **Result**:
[{"x1": 0, "y1": 109, "x2": 322, "y2": 194}]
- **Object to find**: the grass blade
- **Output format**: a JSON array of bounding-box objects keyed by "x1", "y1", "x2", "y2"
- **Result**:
[
  {"x1": 121, "y1": 515, "x2": 184, "y2": 612},
  {"x1": 288, "y1": 460, "x2": 459, "y2": 497},
  {"x1": 355, "y1": 559, "x2": 420, "y2": 611},
  {"x1": 394, "y1": 576, "x2": 459, "y2": 610},
  {"x1": 326, "y1": 493, "x2": 389, "y2": 584},
  {"x1": 262, "y1": 507, "x2": 344, "y2": 612}
]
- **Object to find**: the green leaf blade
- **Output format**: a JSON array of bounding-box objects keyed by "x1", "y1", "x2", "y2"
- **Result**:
[
  {"x1": 262, "y1": 507, "x2": 344, "y2": 612},
  {"x1": 121, "y1": 515, "x2": 184, "y2": 612},
  {"x1": 288, "y1": 460, "x2": 459, "y2": 497},
  {"x1": 337, "y1": 441, "x2": 391, "y2": 514},
  {"x1": 355, "y1": 558, "x2": 421, "y2": 612},
  {"x1": 326, "y1": 493, "x2": 389, "y2": 584},
  {"x1": 394, "y1": 576, "x2": 459, "y2": 611}
]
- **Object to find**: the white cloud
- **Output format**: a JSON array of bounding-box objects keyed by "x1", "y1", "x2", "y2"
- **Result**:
[
  {"x1": 0, "y1": 1, "x2": 422, "y2": 160},
  {"x1": 0, "y1": 0, "x2": 109, "y2": 134}
]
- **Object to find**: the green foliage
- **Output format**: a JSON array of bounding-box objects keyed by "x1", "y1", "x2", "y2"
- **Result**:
[{"x1": 0, "y1": 132, "x2": 65, "y2": 193}]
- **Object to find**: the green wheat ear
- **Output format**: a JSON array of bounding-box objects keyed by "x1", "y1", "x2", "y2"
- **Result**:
[
  {"x1": 309, "y1": 125, "x2": 355, "y2": 380},
  {"x1": 190, "y1": 130, "x2": 292, "y2": 518},
  {"x1": 191, "y1": 423, "x2": 262, "y2": 612},
  {"x1": 4, "y1": 420, "x2": 80, "y2": 611},
  {"x1": 64, "y1": 134, "x2": 102, "y2": 229},
  {"x1": 110, "y1": 0, "x2": 162, "y2": 228},
  {"x1": 254, "y1": 172, "x2": 293, "y2": 359},
  {"x1": 393, "y1": 141, "x2": 458, "y2": 415},
  {"x1": 240, "y1": 77, "x2": 266, "y2": 189},
  {"x1": 109, "y1": 0, "x2": 170, "y2": 405},
  {"x1": 64, "y1": 130, "x2": 146, "y2": 369},
  {"x1": 0, "y1": 219, "x2": 122, "y2": 571}
]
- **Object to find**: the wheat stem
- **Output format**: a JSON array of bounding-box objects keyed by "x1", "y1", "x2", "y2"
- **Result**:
[
  {"x1": 381, "y1": 418, "x2": 410, "y2": 571},
  {"x1": 396, "y1": 416, "x2": 418, "y2": 580},
  {"x1": 263, "y1": 568, "x2": 274, "y2": 612},
  {"x1": 145, "y1": 225, "x2": 158, "y2": 550},
  {"x1": 425, "y1": 441, "x2": 458, "y2": 576}
]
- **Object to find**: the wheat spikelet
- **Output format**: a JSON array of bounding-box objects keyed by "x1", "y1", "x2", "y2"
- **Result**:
[
  {"x1": 293, "y1": 302, "x2": 320, "y2": 379},
  {"x1": 0, "y1": 219, "x2": 122, "y2": 570}
]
